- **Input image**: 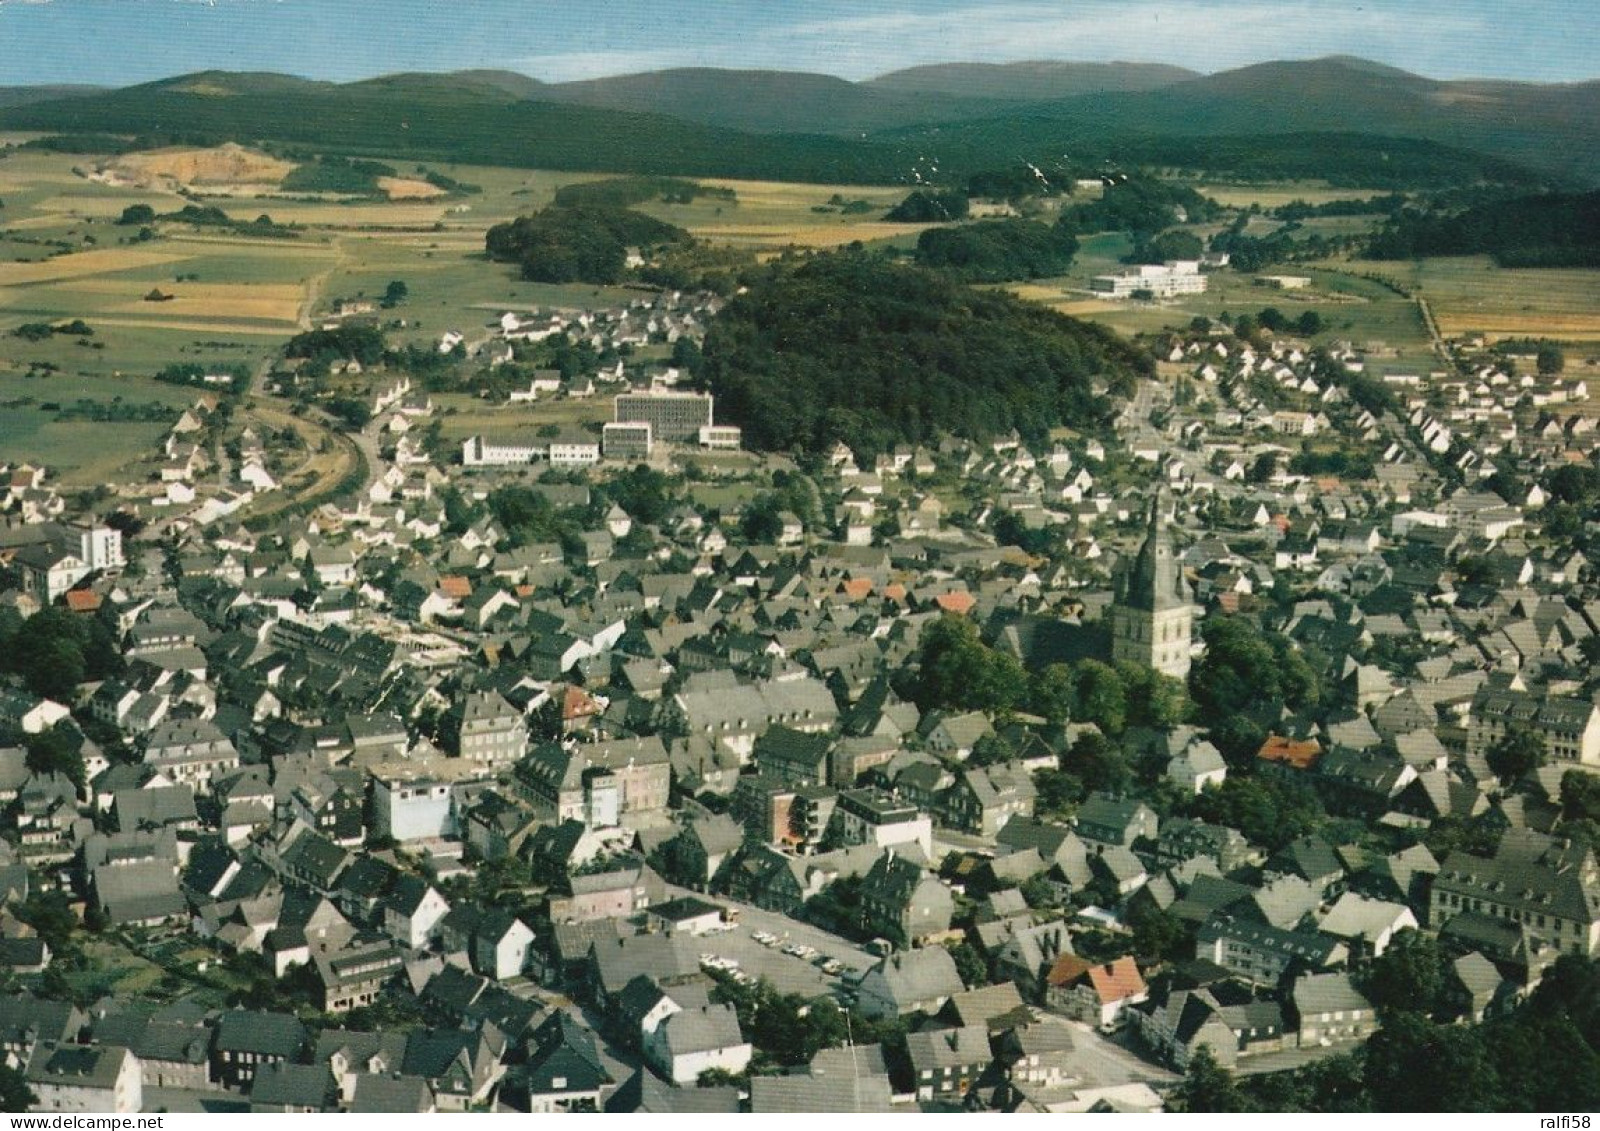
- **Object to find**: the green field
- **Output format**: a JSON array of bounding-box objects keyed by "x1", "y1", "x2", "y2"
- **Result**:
[{"x1": 0, "y1": 370, "x2": 198, "y2": 485}]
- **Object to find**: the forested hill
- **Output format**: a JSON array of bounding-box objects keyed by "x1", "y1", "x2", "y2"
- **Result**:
[{"x1": 695, "y1": 252, "x2": 1153, "y2": 459}]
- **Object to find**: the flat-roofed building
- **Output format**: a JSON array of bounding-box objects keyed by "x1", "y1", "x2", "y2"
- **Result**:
[
  {"x1": 615, "y1": 391, "x2": 713, "y2": 443},
  {"x1": 602, "y1": 421, "x2": 653, "y2": 460},
  {"x1": 1090, "y1": 260, "x2": 1207, "y2": 299}
]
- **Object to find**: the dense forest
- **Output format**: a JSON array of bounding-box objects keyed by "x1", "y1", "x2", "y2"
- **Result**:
[
  {"x1": 694, "y1": 250, "x2": 1153, "y2": 459},
  {"x1": 484, "y1": 205, "x2": 691, "y2": 284},
  {"x1": 1061, "y1": 176, "x2": 1223, "y2": 236},
  {"x1": 885, "y1": 189, "x2": 969, "y2": 222},
  {"x1": 551, "y1": 176, "x2": 736, "y2": 209},
  {"x1": 1366, "y1": 190, "x2": 1600, "y2": 266},
  {"x1": 280, "y1": 155, "x2": 397, "y2": 196},
  {"x1": 913, "y1": 217, "x2": 1079, "y2": 282}
]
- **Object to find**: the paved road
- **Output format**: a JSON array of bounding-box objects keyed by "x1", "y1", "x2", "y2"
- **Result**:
[{"x1": 1059, "y1": 1019, "x2": 1180, "y2": 1090}]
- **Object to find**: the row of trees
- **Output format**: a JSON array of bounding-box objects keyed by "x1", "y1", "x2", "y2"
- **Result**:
[{"x1": 1367, "y1": 189, "x2": 1600, "y2": 267}]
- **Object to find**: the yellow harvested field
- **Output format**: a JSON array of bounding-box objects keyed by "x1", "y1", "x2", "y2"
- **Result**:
[
  {"x1": 245, "y1": 202, "x2": 452, "y2": 226},
  {"x1": 1434, "y1": 314, "x2": 1600, "y2": 341},
  {"x1": 1197, "y1": 184, "x2": 1389, "y2": 208},
  {"x1": 87, "y1": 316, "x2": 298, "y2": 336},
  {"x1": 698, "y1": 178, "x2": 902, "y2": 203},
  {"x1": 379, "y1": 177, "x2": 448, "y2": 200},
  {"x1": 102, "y1": 144, "x2": 295, "y2": 188},
  {"x1": 106, "y1": 292, "x2": 303, "y2": 323},
  {"x1": 0, "y1": 249, "x2": 193, "y2": 285},
  {"x1": 695, "y1": 221, "x2": 927, "y2": 248}
]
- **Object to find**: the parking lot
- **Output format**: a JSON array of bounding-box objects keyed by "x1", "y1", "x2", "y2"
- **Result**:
[{"x1": 666, "y1": 884, "x2": 877, "y2": 998}]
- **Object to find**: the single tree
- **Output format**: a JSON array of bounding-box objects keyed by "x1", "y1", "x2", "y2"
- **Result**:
[{"x1": 1486, "y1": 723, "x2": 1546, "y2": 784}]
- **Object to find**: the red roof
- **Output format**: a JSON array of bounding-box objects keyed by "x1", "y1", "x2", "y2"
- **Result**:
[
  {"x1": 1045, "y1": 954, "x2": 1146, "y2": 1004},
  {"x1": 561, "y1": 684, "x2": 599, "y2": 721},
  {"x1": 64, "y1": 590, "x2": 102, "y2": 613},
  {"x1": 840, "y1": 577, "x2": 874, "y2": 600},
  {"x1": 934, "y1": 591, "x2": 976, "y2": 615},
  {"x1": 882, "y1": 583, "x2": 908, "y2": 603},
  {"x1": 437, "y1": 575, "x2": 472, "y2": 600},
  {"x1": 1086, "y1": 956, "x2": 1147, "y2": 1004},
  {"x1": 1257, "y1": 734, "x2": 1323, "y2": 771}
]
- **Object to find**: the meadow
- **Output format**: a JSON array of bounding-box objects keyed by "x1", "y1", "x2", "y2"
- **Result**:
[{"x1": 1359, "y1": 256, "x2": 1600, "y2": 343}]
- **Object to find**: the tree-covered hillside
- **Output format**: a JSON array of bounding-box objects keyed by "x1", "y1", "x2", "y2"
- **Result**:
[{"x1": 695, "y1": 251, "x2": 1153, "y2": 458}]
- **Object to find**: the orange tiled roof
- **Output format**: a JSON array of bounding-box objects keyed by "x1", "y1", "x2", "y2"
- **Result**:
[
  {"x1": 1257, "y1": 734, "x2": 1323, "y2": 770},
  {"x1": 841, "y1": 577, "x2": 874, "y2": 600},
  {"x1": 883, "y1": 583, "x2": 908, "y2": 603},
  {"x1": 437, "y1": 575, "x2": 471, "y2": 599},
  {"x1": 935, "y1": 591, "x2": 976, "y2": 615},
  {"x1": 64, "y1": 590, "x2": 102, "y2": 612},
  {"x1": 1045, "y1": 954, "x2": 1146, "y2": 1005},
  {"x1": 1086, "y1": 956, "x2": 1147, "y2": 1004},
  {"x1": 1045, "y1": 954, "x2": 1094, "y2": 989},
  {"x1": 562, "y1": 684, "x2": 599, "y2": 720}
]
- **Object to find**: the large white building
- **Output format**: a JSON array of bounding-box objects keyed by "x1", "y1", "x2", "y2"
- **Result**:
[
  {"x1": 461, "y1": 435, "x2": 543, "y2": 467},
  {"x1": 1090, "y1": 260, "x2": 1207, "y2": 299}
]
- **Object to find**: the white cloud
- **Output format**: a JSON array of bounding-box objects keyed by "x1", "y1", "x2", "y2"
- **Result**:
[{"x1": 512, "y1": 47, "x2": 713, "y2": 82}]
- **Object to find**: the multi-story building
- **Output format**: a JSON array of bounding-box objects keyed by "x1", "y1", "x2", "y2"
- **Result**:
[
  {"x1": 25, "y1": 1043, "x2": 141, "y2": 1114},
  {"x1": 460, "y1": 434, "x2": 542, "y2": 467},
  {"x1": 831, "y1": 788, "x2": 932, "y2": 857},
  {"x1": 601, "y1": 421, "x2": 653, "y2": 460},
  {"x1": 1089, "y1": 260, "x2": 1207, "y2": 298},
  {"x1": 1432, "y1": 830, "x2": 1600, "y2": 958},
  {"x1": 1467, "y1": 687, "x2": 1600, "y2": 767},
  {"x1": 518, "y1": 736, "x2": 671, "y2": 827},
  {"x1": 614, "y1": 391, "x2": 714, "y2": 443},
  {"x1": 456, "y1": 690, "x2": 527, "y2": 769}
]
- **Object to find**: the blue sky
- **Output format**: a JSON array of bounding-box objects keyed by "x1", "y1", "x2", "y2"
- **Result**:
[{"x1": 1, "y1": 0, "x2": 1595, "y2": 86}]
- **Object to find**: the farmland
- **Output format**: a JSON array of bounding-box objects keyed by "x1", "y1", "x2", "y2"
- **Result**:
[{"x1": 1, "y1": 137, "x2": 1594, "y2": 485}]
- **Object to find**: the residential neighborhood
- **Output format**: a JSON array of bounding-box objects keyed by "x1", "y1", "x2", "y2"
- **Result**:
[{"x1": 0, "y1": 239, "x2": 1598, "y2": 1116}]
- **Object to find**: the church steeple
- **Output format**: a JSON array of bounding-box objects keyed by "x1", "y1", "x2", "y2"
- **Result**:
[
  {"x1": 1109, "y1": 486, "x2": 1195, "y2": 678},
  {"x1": 1123, "y1": 486, "x2": 1191, "y2": 613}
]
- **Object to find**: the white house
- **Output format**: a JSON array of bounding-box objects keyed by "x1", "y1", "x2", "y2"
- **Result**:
[
  {"x1": 26, "y1": 1043, "x2": 142, "y2": 1114},
  {"x1": 646, "y1": 1004, "x2": 751, "y2": 1085},
  {"x1": 473, "y1": 913, "x2": 535, "y2": 981}
]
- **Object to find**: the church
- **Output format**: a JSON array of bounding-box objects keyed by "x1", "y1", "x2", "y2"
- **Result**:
[{"x1": 1110, "y1": 489, "x2": 1196, "y2": 679}]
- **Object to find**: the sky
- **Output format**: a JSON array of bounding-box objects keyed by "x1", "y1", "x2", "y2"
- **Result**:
[{"x1": 0, "y1": 0, "x2": 1595, "y2": 88}]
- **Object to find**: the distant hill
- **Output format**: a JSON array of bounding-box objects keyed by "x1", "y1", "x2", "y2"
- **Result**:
[
  {"x1": 0, "y1": 85, "x2": 104, "y2": 110},
  {"x1": 531, "y1": 67, "x2": 1011, "y2": 134},
  {"x1": 0, "y1": 56, "x2": 1593, "y2": 186},
  {"x1": 882, "y1": 56, "x2": 1600, "y2": 184},
  {"x1": 0, "y1": 71, "x2": 913, "y2": 185},
  {"x1": 344, "y1": 69, "x2": 547, "y2": 102},
  {"x1": 867, "y1": 60, "x2": 1197, "y2": 100}
]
